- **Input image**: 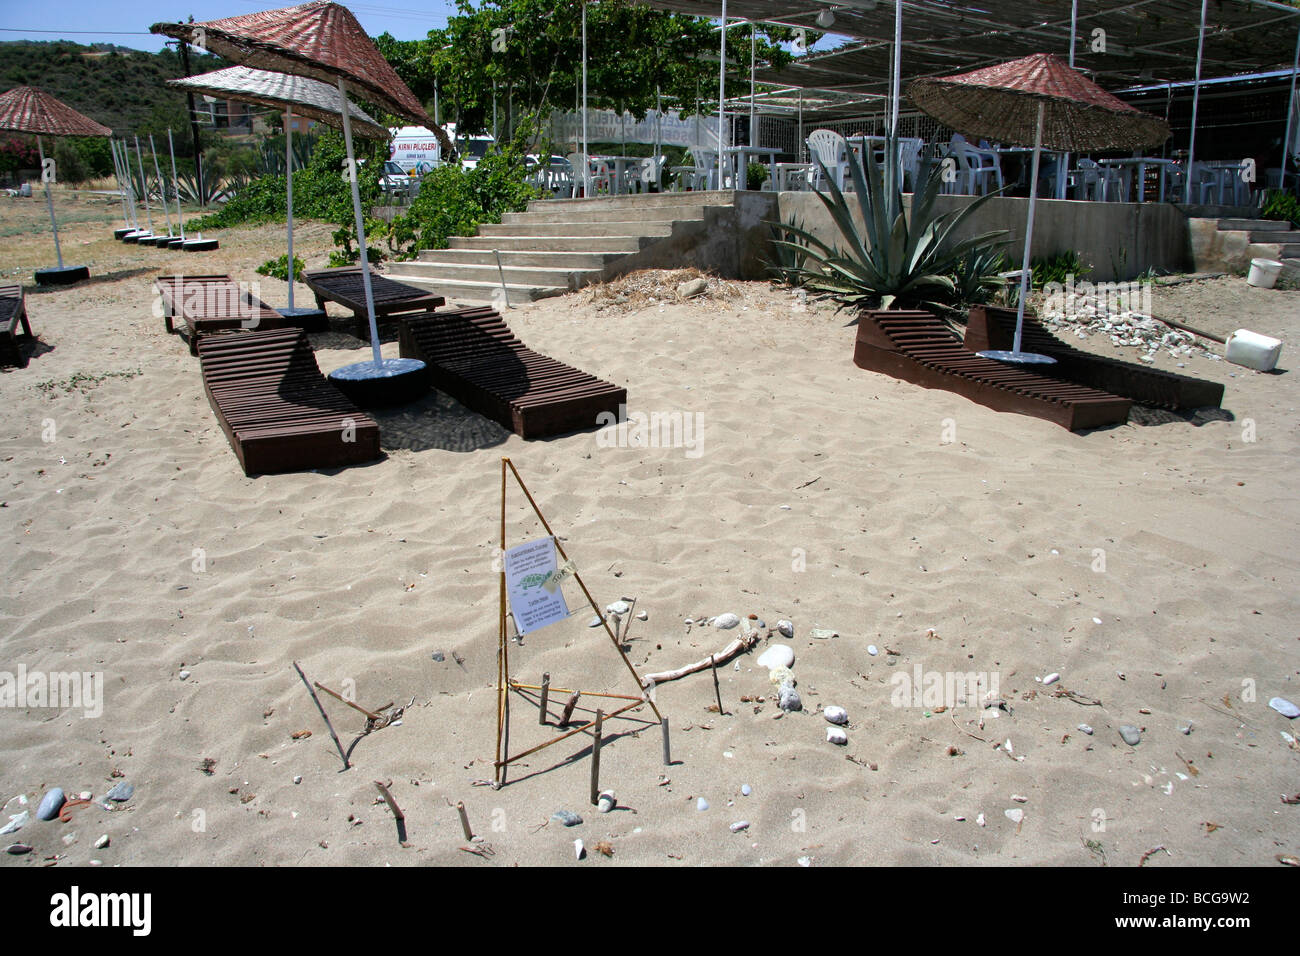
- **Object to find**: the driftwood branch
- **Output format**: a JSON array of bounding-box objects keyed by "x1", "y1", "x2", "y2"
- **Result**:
[{"x1": 642, "y1": 631, "x2": 760, "y2": 688}]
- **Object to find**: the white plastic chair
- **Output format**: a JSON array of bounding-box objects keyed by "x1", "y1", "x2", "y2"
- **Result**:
[
  {"x1": 806, "y1": 129, "x2": 851, "y2": 191},
  {"x1": 949, "y1": 135, "x2": 1003, "y2": 195},
  {"x1": 566, "y1": 152, "x2": 611, "y2": 196}
]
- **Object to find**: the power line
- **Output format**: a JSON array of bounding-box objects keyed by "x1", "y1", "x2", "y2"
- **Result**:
[{"x1": 0, "y1": 28, "x2": 154, "y2": 36}]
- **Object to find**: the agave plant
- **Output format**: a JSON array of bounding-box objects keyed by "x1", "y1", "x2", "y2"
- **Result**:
[
  {"x1": 951, "y1": 246, "x2": 1010, "y2": 306},
  {"x1": 174, "y1": 170, "x2": 243, "y2": 206},
  {"x1": 768, "y1": 135, "x2": 1009, "y2": 310}
]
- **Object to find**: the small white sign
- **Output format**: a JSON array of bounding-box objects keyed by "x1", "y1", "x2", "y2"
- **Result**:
[{"x1": 503, "y1": 537, "x2": 570, "y2": 634}]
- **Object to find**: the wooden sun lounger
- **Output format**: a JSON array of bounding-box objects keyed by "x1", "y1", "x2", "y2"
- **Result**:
[
  {"x1": 0, "y1": 284, "x2": 33, "y2": 368},
  {"x1": 303, "y1": 267, "x2": 445, "y2": 338},
  {"x1": 398, "y1": 307, "x2": 626, "y2": 439},
  {"x1": 853, "y1": 309, "x2": 1132, "y2": 431},
  {"x1": 198, "y1": 328, "x2": 381, "y2": 476},
  {"x1": 965, "y1": 305, "x2": 1226, "y2": 410},
  {"x1": 155, "y1": 274, "x2": 316, "y2": 356}
]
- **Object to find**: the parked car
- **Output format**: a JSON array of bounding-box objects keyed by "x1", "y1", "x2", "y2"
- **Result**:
[{"x1": 380, "y1": 160, "x2": 414, "y2": 198}]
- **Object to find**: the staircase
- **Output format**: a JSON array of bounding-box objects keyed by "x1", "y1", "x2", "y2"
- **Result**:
[
  {"x1": 386, "y1": 191, "x2": 746, "y2": 305},
  {"x1": 1188, "y1": 216, "x2": 1300, "y2": 277}
]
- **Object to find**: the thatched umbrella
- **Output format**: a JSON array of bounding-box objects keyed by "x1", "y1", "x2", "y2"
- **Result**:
[
  {"x1": 169, "y1": 66, "x2": 386, "y2": 320},
  {"x1": 153, "y1": 3, "x2": 438, "y2": 397},
  {"x1": 0, "y1": 86, "x2": 112, "y2": 285},
  {"x1": 910, "y1": 54, "x2": 1170, "y2": 363}
]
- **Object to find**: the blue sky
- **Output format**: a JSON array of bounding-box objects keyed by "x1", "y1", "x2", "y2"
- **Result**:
[{"x1": 0, "y1": 1, "x2": 459, "y2": 52}]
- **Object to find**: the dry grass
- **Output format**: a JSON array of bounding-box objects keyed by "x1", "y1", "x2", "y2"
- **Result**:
[{"x1": 580, "y1": 267, "x2": 749, "y2": 313}]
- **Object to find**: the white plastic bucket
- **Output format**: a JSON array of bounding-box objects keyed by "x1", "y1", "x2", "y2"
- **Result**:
[
  {"x1": 1224, "y1": 329, "x2": 1283, "y2": 372},
  {"x1": 1247, "y1": 257, "x2": 1283, "y2": 289}
]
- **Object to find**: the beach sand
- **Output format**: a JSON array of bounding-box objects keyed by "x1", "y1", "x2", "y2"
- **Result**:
[{"x1": 1, "y1": 190, "x2": 1297, "y2": 867}]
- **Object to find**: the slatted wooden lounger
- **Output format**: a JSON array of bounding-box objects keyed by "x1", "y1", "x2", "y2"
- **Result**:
[
  {"x1": 0, "y1": 283, "x2": 32, "y2": 368},
  {"x1": 303, "y1": 267, "x2": 445, "y2": 338},
  {"x1": 155, "y1": 274, "x2": 319, "y2": 356},
  {"x1": 197, "y1": 327, "x2": 381, "y2": 476},
  {"x1": 398, "y1": 307, "x2": 627, "y2": 439},
  {"x1": 965, "y1": 305, "x2": 1225, "y2": 411},
  {"x1": 853, "y1": 309, "x2": 1132, "y2": 431}
]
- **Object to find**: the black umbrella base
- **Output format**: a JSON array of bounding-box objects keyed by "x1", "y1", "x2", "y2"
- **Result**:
[
  {"x1": 278, "y1": 306, "x2": 329, "y2": 331},
  {"x1": 182, "y1": 239, "x2": 220, "y2": 252},
  {"x1": 120, "y1": 231, "x2": 151, "y2": 244},
  {"x1": 328, "y1": 358, "x2": 429, "y2": 408},
  {"x1": 35, "y1": 265, "x2": 89, "y2": 286},
  {"x1": 155, "y1": 237, "x2": 186, "y2": 249},
  {"x1": 113, "y1": 227, "x2": 134, "y2": 240}
]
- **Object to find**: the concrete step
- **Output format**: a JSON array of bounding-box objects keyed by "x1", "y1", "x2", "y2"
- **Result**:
[
  {"x1": 448, "y1": 234, "x2": 653, "y2": 252},
  {"x1": 389, "y1": 259, "x2": 599, "y2": 290},
  {"x1": 1248, "y1": 240, "x2": 1300, "y2": 258},
  {"x1": 415, "y1": 248, "x2": 624, "y2": 269},
  {"x1": 504, "y1": 205, "x2": 706, "y2": 224},
  {"x1": 476, "y1": 219, "x2": 679, "y2": 238},
  {"x1": 1217, "y1": 218, "x2": 1291, "y2": 231},
  {"x1": 529, "y1": 189, "x2": 735, "y2": 212},
  {"x1": 382, "y1": 273, "x2": 565, "y2": 305},
  {"x1": 1247, "y1": 229, "x2": 1300, "y2": 243}
]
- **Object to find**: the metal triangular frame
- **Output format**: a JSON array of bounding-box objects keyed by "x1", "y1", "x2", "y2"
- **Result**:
[{"x1": 494, "y1": 457, "x2": 662, "y2": 789}]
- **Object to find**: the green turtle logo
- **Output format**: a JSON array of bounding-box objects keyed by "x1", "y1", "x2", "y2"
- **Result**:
[{"x1": 519, "y1": 573, "x2": 548, "y2": 590}]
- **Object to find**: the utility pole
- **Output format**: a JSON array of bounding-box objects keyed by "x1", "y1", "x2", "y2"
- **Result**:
[{"x1": 177, "y1": 38, "x2": 206, "y2": 205}]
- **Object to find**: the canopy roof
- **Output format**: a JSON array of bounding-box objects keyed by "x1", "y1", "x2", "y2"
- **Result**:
[
  {"x1": 0, "y1": 86, "x2": 112, "y2": 138},
  {"x1": 643, "y1": 0, "x2": 1300, "y2": 92},
  {"x1": 169, "y1": 66, "x2": 388, "y2": 139},
  {"x1": 152, "y1": 2, "x2": 432, "y2": 126}
]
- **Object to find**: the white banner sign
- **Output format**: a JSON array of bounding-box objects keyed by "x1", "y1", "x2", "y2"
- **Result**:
[
  {"x1": 503, "y1": 536, "x2": 571, "y2": 635},
  {"x1": 547, "y1": 108, "x2": 728, "y2": 150}
]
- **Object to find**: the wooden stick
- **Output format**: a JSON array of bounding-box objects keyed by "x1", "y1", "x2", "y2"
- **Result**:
[
  {"x1": 589, "y1": 709, "x2": 604, "y2": 805},
  {"x1": 641, "y1": 631, "x2": 760, "y2": 687},
  {"x1": 538, "y1": 672, "x2": 551, "y2": 725},
  {"x1": 710, "y1": 654, "x2": 726, "y2": 714},
  {"x1": 661, "y1": 716, "x2": 671, "y2": 766},
  {"x1": 560, "y1": 690, "x2": 581, "y2": 727},
  {"x1": 497, "y1": 699, "x2": 646, "y2": 767},
  {"x1": 313, "y1": 682, "x2": 380, "y2": 721},
  {"x1": 456, "y1": 800, "x2": 473, "y2": 841},
  {"x1": 374, "y1": 780, "x2": 404, "y2": 820},
  {"x1": 293, "y1": 661, "x2": 349, "y2": 771},
  {"x1": 509, "y1": 681, "x2": 643, "y2": 701},
  {"x1": 1152, "y1": 313, "x2": 1226, "y2": 345}
]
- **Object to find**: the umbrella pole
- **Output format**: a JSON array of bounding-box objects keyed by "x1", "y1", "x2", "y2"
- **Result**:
[
  {"x1": 581, "y1": 1, "x2": 589, "y2": 196},
  {"x1": 890, "y1": 0, "x2": 902, "y2": 136},
  {"x1": 36, "y1": 137, "x2": 64, "y2": 269},
  {"x1": 1185, "y1": 0, "x2": 1207, "y2": 204},
  {"x1": 1013, "y1": 102, "x2": 1046, "y2": 356},
  {"x1": 718, "y1": 0, "x2": 728, "y2": 188},
  {"x1": 286, "y1": 108, "x2": 295, "y2": 313},
  {"x1": 120, "y1": 139, "x2": 140, "y2": 232},
  {"x1": 167, "y1": 129, "x2": 185, "y2": 241},
  {"x1": 337, "y1": 77, "x2": 383, "y2": 367},
  {"x1": 149, "y1": 134, "x2": 174, "y2": 238},
  {"x1": 111, "y1": 138, "x2": 131, "y2": 229},
  {"x1": 135, "y1": 136, "x2": 155, "y2": 237}
]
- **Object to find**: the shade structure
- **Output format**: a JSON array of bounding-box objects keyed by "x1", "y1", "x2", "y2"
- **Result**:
[
  {"x1": 909, "y1": 54, "x2": 1170, "y2": 365},
  {"x1": 154, "y1": 3, "x2": 434, "y2": 393},
  {"x1": 0, "y1": 86, "x2": 111, "y2": 284}
]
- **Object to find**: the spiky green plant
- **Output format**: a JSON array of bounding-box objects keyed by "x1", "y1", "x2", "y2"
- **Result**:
[
  {"x1": 952, "y1": 246, "x2": 1010, "y2": 306},
  {"x1": 767, "y1": 136, "x2": 1009, "y2": 310}
]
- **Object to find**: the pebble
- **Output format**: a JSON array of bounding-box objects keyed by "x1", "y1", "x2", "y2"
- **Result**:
[
  {"x1": 293, "y1": 775, "x2": 303, "y2": 785},
  {"x1": 105, "y1": 782, "x2": 134, "y2": 803},
  {"x1": 1005, "y1": 808, "x2": 1024, "y2": 824},
  {"x1": 179, "y1": 670, "x2": 191, "y2": 680},
  {"x1": 597, "y1": 790, "x2": 616, "y2": 813},
  {"x1": 797, "y1": 856, "x2": 811, "y2": 866},
  {"x1": 976, "y1": 813, "x2": 986, "y2": 827},
  {"x1": 1011, "y1": 794, "x2": 1028, "y2": 803},
  {"x1": 741, "y1": 784, "x2": 752, "y2": 797},
  {"x1": 776, "y1": 620, "x2": 794, "y2": 638},
  {"x1": 1077, "y1": 723, "x2": 1094, "y2": 735},
  {"x1": 635, "y1": 610, "x2": 648, "y2": 621},
  {"x1": 551, "y1": 810, "x2": 583, "y2": 827},
  {"x1": 729, "y1": 821, "x2": 750, "y2": 833},
  {"x1": 1042, "y1": 673, "x2": 1060, "y2": 685},
  {"x1": 94, "y1": 834, "x2": 110, "y2": 849},
  {"x1": 756, "y1": 644, "x2": 795, "y2": 670},
  {"x1": 823, "y1": 705, "x2": 848, "y2": 725},
  {"x1": 574, "y1": 838, "x2": 585, "y2": 860},
  {"x1": 867, "y1": 645, "x2": 878, "y2": 656},
  {"x1": 753, "y1": 619, "x2": 766, "y2": 629},
  {"x1": 696, "y1": 797, "x2": 710, "y2": 812},
  {"x1": 606, "y1": 601, "x2": 630, "y2": 616},
  {"x1": 431, "y1": 651, "x2": 445, "y2": 662},
  {"x1": 826, "y1": 726, "x2": 848, "y2": 745},
  {"x1": 809, "y1": 627, "x2": 838, "y2": 640},
  {"x1": 0, "y1": 811, "x2": 27, "y2": 835},
  {"x1": 1269, "y1": 697, "x2": 1300, "y2": 719},
  {"x1": 677, "y1": 277, "x2": 707, "y2": 298},
  {"x1": 713, "y1": 613, "x2": 740, "y2": 629},
  {"x1": 1119, "y1": 725, "x2": 1142, "y2": 746},
  {"x1": 1178, "y1": 720, "x2": 1193, "y2": 735},
  {"x1": 587, "y1": 616, "x2": 602, "y2": 627},
  {"x1": 778, "y1": 684, "x2": 802, "y2": 712},
  {"x1": 768, "y1": 665, "x2": 795, "y2": 686},
  {"x1": 5, "y1": 843, "x2": 31, "y2": 855},
  {"x1": 36, "y1": 788, "x2": 65, "y2": 821}
]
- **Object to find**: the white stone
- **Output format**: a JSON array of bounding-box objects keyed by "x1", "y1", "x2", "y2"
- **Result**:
[
  {"x1": 867, "y1": 645, "x2": 878, "y2": 656},
  {"x1": 756, "y1": 644, "x2": 795, "y2": 670},
  {"x1": 729, "y1": 821, "x2": 750, "y2": 833},
  {"x1": 776, "y1": 620, "x2": 794, "y2": 638},
  {"x1": 1270, "y1": 697, "x2": 1300, "y2": 718},
  {"x1": 94, "y1": 834, "x2": 109, "y2": 849},
  {"x1": 606, "y1": 601, "x2": 630, "y2": 616},
  {"x1": 823, "y1": 705, "x2": 848, "y2": 725},
  {"x1": 1042, "y1": 673, "x2": 1060, "y2": 685},
  {"x1": 636, "y1": 610, "x2": 648, "y2": 621},
  {"x1": 826, "y1": 726, "x2": 847, "y2": 745},
  {"x1": 574, "y1": 839, "x2": 585, "y2": 860},
  {"x1": 1005, "y1": 808, "x2": 1024, "y2": 824},
  {"x1": 768, "y1": 665, "x2": 795, "y2": 686},
  {"x1": 696, "y1": 797, "x2": 709, "y2": 812},
  {"x1": 713, "y1": 613, "x2": 740, "y2": 629}
]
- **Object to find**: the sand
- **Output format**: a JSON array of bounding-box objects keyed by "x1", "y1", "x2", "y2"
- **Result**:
[{"x1": 1, "y1": 189, "x2": 1298, "y2": 867}]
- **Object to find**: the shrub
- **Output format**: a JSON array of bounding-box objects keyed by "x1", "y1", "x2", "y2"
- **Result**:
[{"x1": 256, "y1": 254, "x2": 306, "y2": 281}]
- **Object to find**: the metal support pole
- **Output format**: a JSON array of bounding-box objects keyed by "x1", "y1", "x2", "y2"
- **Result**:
[
  {"x1": 149, "y1": 134, "x2": 173, "y2": 239},
  {"x1": 134, "y1": 136, "x2": 154, "y2": 237},
  {"x1": 36, "y1": 137, "x2": 63, "y2": 268},
  {"x1": 1059, "y1": 0, "x2": 1078, "y2": 200},
  {"x1": 337, "y1": 77, "x2": 383, "y2": 366},
  {"x1": 1186, "y1": 0, "x2": 1208, "y2": 204},
  {"x1": 1014, "y1": 102, "x2": 1047, "y2": 356},
  {"x1": 1283, "y1": 27, "x2": 1300, "y2": 194},
  {"x1": 718, "y1": 0, "x2": 728, "y2": 188},
  {"x1": 890, "y1": 0, "x2": 902, "y2": 136},
  {"x1": 285, "y1": 108, "x2": 295, "y2": 311},
  {"x1": 167, "y1": 129, "x2": 185, "y2": 241}
]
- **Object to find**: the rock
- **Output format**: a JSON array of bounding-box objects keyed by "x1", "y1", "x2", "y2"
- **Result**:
[
  {"x1": 574, "y1": 838, "x2": 585, "y2": 860},
  {"x1": 1178, "y1": 720, "x2": 1194, "y2": 735},
  {"x1": 797, "y1": 856, "x2": 812, "y2": 867},
  {"x1": 0, "y1": 811, "x2": 27, "y2": 835},
  {"x1": 741, "y1": 784, "x2": 752, "y2": 797},
  {"x1": 756, "y1": 644, "x2": 795, "y2": 670},
  {"x1": 696, "y1": 797, "x2": 710, "y2": 812},
  {"x1": 713, "y1": 613, "x2": 740, "y2": 629},
  {"x1": 551, "y1": 810, "x2": 583, "y2": 827},
  {"x1": 635, "y1": 610, "x2": 648, "y2": 621},
  {"x1": 597, "y1": 791, "x2": 616, "y2": 813},
  {"x1": 179, "y1": 669, "x2": 191, "y2": 680},
  {"x1": 753, "y1": 619, "x2": 766, "y2": 629},
  {"x1": 823, "y1": 705, "x2": 849, "y2": 725},
  {"x1": 1011, "y1": 794, "x2": 1028, "y2": 803},
  {"x1": 293, "y1": 776, "x2": 303, "y2": 785},
  {"x1": 826, "y1": 726, "x2": 848, "y2": 745},
  {"x1": 105, "y1": 782, "x2": 134, "y2": 803},
  {"x1": 867, "y1": 645, "x2": 879, "y2": 656},
  {"x1": 5, "y1": 843, "x2": 31, "y2": 855},
  {"x1": 36, "y1": 788, "x2": 65, "y2": 821},
  {"x1": 587, "y1": 616, "x2": 602, "y2": 628},
  {"x1": 606, "y1": 601, "x2": 630, "y2": 616},
  {"x1": 1005, "y1": 808, "x2": 1024, "y2": 824},
  {"x1": 778, "y1": 684, "x2": 802, "y2": 712},
  {"x1": 1042, "y1": 673, "x2": 1060, "y2": 685},
  {"x1": 677, "y1": 277, "x2": 708, "y2": 298},
  {"x1": 1119, "y1": 725, "x2": 1141, "y2": 746},
  {"x1": 976, "y1": 813, "x2": 986, "y2": 827},
  {"x1": 1077, "y1": 723, "x2": 1094, "y2": 735},
  {"x1": 94, "y1": 834, "x2": 109, "y2": 849},
  {"x1": 809, "y1": 627, "x2": 839, "y2": 640},
  {"x1": 431, "y1": 651, "x2": 445, "y2": 662},
  {"x1": 776, "y1": 620, "x2": 794, "y2": 638},
  {"x1": 768, "y1": 665, "x2": 795, "y2": 686},
  {"x1": 1269, "y1": 697, "x2": 1300, "y2": 719},
  {"x1": 729, "y1": 821, "x2": 750, "y2": 833}
]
